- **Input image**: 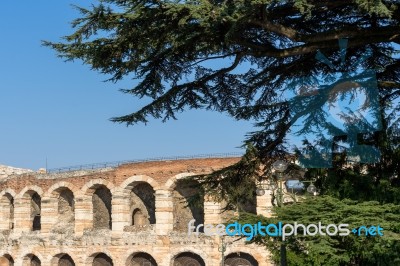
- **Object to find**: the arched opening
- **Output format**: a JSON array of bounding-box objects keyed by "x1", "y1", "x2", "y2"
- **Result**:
[
  {"x1": 173, "y1": 252, "x2": 205, "y2": 266},
  {"x1": 92, "y1": 186, "x2": 112, "y2": 230},
  {"x1": 31, "y1": 192, "x2": 41, "y2": 231},
  {"x1": 0, "y1": 193, "x2": 14, "y2": 230},
  {"x1": 51, "y1": 188, "x2": 75, "y2": 234},
  {"x1": 132, "y1": 208, "x2": 146, "y2": 226},
  {"x1": 224, "y1": 252, "x2": 258, "y2": 266},
  {"x1": 23, "y1": 254, "x2": 41, "y2": 266},
  {"x1": 58, "y1": 254, "x2": 75, "y2": 266},
  {"x1": 128, "y1": 252, "x2": 157, "y2": 266},
  {"x1": 0, "y1": 254, "x2": 14, "y2": 265},
  {"x1": 31, "y1": 255, "x2": 41, "y2": 266},
  {"x1": 173, "y1": 180, "x2": 204, "y2": 231},
  {"x1": 50, "y1": 253, "x2": 76, "y2": 266},
  {"x1": 58, "y1": 189, "x2": 75, "y2": 221},
  {"x1": 93, "y1": 253, "x2": 113, "y2": 266},
  {"x1": 129, "y1": 182, "x2": 156, "y2": 225}
]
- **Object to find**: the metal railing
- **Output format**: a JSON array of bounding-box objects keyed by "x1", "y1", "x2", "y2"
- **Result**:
[{"x1": 47, "y1": 152, "x2": 243, "y2": 174}]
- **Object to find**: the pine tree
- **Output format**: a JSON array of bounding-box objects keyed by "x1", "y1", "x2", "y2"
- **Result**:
[
  {"x1": 238, "y1": 196, "x2": 400, "y2": 266},
  {"x1": 45, "y1": 1, "x2": 400, "y2": 264},
  {"x1": 44, "y1": 0, "x2": 400, "y2": 159}
]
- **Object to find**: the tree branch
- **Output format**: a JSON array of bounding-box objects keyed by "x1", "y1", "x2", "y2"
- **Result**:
[
  {"x1": 237, "y1": 34, "x2": 395, "y2": 58},
  {"x1": 111, "y1": 52, "x2": 244, "y2": 124}
]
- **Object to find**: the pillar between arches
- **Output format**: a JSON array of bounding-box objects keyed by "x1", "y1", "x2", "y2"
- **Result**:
[
  {"x1": 155, "y1": 189, "x2": 173, "y2": 235},
  {"x1": 74, "y1": 196, "x2": 91, "y2": 236},
  {"x1": 204, "y1": 195, "x2": 223, "y2": 225},
  {"x1": 111, "y1": 190, "x2": 130, "y2": 232}
]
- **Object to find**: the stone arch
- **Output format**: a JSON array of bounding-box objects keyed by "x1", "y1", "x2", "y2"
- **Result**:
[
  {"x1": 167, "y1": 173, "x2": 204, "y2": 231},
  {"x1": 224, "y1": 252, "x2": 259, "y2": 266},
  {"x1": 167, "y1": 248, "x2": 209, "y2": 266},
  {"x1": 126, "y1": 252, "x2": 157, "y2": 266},
  {"x1": 77, "y1": 180, "x2": 115, "y2": 232},
  {"x1": 0, "y1": 189, "x2": 16, "y2": 198},
  {"x1": 0, "y1": 254, "x2": 14, "y2": 265},
  {"x1": 120, "y1": 175, "x2": 160, "y2": 191},
  {"x1": 45, "y1": 183, "x2": 76, "y2": 234},
  {"x1": 50, "y1": 253, "x2": 76, "y2": 266},
  {"x1": 17, "y1": 186, "x2": 43, "y2": 199},
  {"x1": 0, "y1": 190, "x2": 15, "y2": 230},
  {"x1": 225, "y1": 246, "x2": 266, "y2": 265},
  {"x1": 165, "y1": 173, "x2": 196, "y2": 190},
  {"x1": 45, "y1": 182, "x2": 81, "y2": 198},
  {"x1": 58, "y1": 254, "x2": 75, "y2": 266},
  {"x1": 172, "y1": 252, "x2": 205, "y2": 266},
  {"x1": 80, "y1": 180, "x2": 114, "y2": 230},
  {"x1": 119, "y1": 176, "x2": 157, "y2": 230},
  {"x1": 129, "y1": 183, "x2": 156, "y2": 225},
  {"x1": 22, "y1": 253, "x2": 42, "y2": 266},
  {"x1": 17, "y1": 188, "x2": 43, "y2": 232},
  {"x1": 88, "y1": 252, "x2": 114, "y2": 266},
  {"x1": 81, "y1": 179, "x2": 115, "y2": 196}
]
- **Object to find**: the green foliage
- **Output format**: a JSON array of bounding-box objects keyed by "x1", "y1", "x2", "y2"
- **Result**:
[
  {"x1": 355, "y1": 0, "x2": 395, "y2": 17},
  {"x1": 188, "y1": 143, "x2": 262, "y2": 210},
  {"x1": 238, "y1": 196, "x2": 400, "y2": 266},
  {"x1": 187, "y1": 143, "x2": 304, "y2": 210}
]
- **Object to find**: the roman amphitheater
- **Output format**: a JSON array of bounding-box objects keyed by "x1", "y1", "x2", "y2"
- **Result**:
[{"x1": 0, "y1": 157, "x2": 274, "y2": 266}]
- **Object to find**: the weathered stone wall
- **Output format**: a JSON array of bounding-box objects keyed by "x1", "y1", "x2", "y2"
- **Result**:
[{"x1": 0, "y1": 158, "x2": 274, "y2": 266}]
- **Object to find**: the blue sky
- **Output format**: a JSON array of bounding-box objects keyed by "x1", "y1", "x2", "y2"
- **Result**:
[{"x1": 0, "y1": 1, "x2": 254, "y2": 170}]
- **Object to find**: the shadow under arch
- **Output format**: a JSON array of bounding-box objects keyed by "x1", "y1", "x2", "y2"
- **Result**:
[
  {"x1": 22, "y1": 253, "x2": 41, "y2": 266},
  {"x1": 91, "y1": 253, "x2": 113, "y2": 266},
  {"x1": 51, "y1": 253, "x2": 76, "y2": 266},
  {"x1": 224, "y1": 252, "x2": 259, "y2": 266},
  {"x1": 126, "y1": 252, "x2": 157, "y2": 266},
  {"x1": 172, "y1": 252, "x2": 205, "y2": 266},
  {"x1": 0, "y1": 253, "x2": 14, "y2": 265}
]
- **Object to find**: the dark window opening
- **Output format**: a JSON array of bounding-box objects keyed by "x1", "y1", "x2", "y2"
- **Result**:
[
  {"x1": 93, "y1": 253, "x2": 113, "y2": 266},
  {"x1": 31, "y1": 193, "x2": 41, "y2": 231}
]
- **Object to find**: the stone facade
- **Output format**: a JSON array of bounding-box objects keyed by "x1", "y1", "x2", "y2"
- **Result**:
[{"x1": 0, "y1": 158, "x2": 274, "y2": 266}]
